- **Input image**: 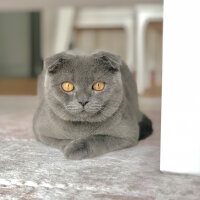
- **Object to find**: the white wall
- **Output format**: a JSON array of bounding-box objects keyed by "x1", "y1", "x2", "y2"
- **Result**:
[{"x1": 161, "y1": 0, "x2": 200, "y2": 175}]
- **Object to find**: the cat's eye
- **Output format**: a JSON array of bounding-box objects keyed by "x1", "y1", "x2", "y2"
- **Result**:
[
  {"x1": 92, "y1": 81, "x2": 105, "y2": 91},
  {"x1": 61, "y1": 82, "x2": 74, "y2": 92}
]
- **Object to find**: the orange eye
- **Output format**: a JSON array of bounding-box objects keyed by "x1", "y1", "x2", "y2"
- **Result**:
[
  {"x1": 62, "y1": 82, "x2": 74, "y2": 92},
  {"x1": 92, "y1": 81, "x2": 105, "y2": 91}
]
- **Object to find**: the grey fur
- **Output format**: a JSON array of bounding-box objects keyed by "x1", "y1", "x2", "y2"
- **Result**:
[{"x1": 33, "y1": 50, "x2": 146, "y2": 160}]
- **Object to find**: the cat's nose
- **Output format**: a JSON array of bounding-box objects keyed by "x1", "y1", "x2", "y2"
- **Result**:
[{"x1": 78, "y1": 101, "x2": 89, "y2": 107}]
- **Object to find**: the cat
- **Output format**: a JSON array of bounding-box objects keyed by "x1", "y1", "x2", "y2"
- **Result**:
[{"x1": 33, "y1": 50, "x2": 153, "y2": 160}]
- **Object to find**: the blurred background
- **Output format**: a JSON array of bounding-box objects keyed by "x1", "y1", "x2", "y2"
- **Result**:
[
  {"x1": 1, "y1": 2, "x2": 200, "y2": 199},
  {"x1": 0, "y1": 1, "x2": 163, "y2": 96},
  {"x1": 0, "y1": 1, "x2": 163, "y2": 197}
]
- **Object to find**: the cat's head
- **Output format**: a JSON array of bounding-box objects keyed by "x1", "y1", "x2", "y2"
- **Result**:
[{"x1": 43, "y1": 50, "x2": 124, "y2": 122}]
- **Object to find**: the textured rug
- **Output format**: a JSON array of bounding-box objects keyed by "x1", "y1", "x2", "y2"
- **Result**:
[{"x1": 0, "y1": 96, "x2": 199, "y2": 200}]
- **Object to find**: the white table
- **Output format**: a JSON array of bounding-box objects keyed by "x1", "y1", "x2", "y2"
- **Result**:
[{"x1": 0, "y1": 0, "x2": 162, "y2": 11}]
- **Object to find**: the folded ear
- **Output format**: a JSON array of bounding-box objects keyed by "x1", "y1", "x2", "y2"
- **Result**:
[
  {"x1": 93, "y1": 51, "x2": 122, "y2": 73},
  {"x1": 44, "y1": 52, "x2": 73, "y2": 74}
]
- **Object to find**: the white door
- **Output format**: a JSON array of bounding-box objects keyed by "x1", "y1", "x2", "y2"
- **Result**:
[{"x1": 160, "y1": 0, "x2": 200, "y2": 175}]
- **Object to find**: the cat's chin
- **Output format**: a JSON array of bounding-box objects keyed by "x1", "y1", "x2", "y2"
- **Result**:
[
  {"x1": 67, "y1": 106, "x2": 103, "y2": 115},
  {"x1": 63, "y1": 109, "x2": 104, "y2": 122},
  {"x1": 66, "y1": 109, "x2": 95, "y2": 118}
]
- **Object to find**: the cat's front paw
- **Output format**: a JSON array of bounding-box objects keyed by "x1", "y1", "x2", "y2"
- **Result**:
[{"x1": 64, "y1": 139, "x2": 90, "y2": 160}]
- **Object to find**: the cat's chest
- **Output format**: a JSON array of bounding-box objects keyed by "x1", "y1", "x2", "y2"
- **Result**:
[
  {"x1": 38, "y1": 105, "x2": 123, "y2": 140},
  {"x1": 43, "y1": 117, "x2": 100, "y2": 140}
]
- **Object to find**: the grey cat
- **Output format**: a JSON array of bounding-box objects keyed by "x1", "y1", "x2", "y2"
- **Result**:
[{"x1": 33, "y1": 50, "x2": 152, "y2": 160}]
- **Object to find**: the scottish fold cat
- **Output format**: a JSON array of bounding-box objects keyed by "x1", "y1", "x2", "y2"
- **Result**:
[{"x1": 33, "y1": 51, "x2": 152, "y2": 159}]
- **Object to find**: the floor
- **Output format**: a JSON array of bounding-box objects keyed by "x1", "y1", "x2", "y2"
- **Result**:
[
  {"x1": 0, "y1": 96, "x2": 199, "y2": 200},
  {"x1": 0, "y1": 78, "x2": 161, "y2": 97},
  {"x1": 0, "y1": 78, "x2": 37, "y2": 95}
]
